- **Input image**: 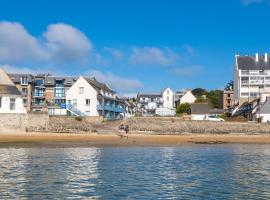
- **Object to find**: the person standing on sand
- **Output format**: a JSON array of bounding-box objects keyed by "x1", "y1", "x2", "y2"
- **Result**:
[{"x1": 124, "y1": 125, "x2": 129, "y2": 139}]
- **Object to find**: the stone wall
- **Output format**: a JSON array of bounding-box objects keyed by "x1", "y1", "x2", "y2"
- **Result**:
[
  {"x1": 0, "y1": 113, "x2": 103, "y2": 133},
  {"x1": 124, "y1": 117, "x2": 270, "y2": 134}
]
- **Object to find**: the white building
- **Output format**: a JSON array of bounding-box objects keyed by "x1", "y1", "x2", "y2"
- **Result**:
[
  {"x1": 137, "y1": 94, "x2": 163, "y2": 116},
  {"x1": 162, "y1": 88, "x2": 174, "y2": 109},
  {"x1": 175, "y1": 90, "x2": 196, "y2": 107},
  {"x1": 0, "y1": 69, "x2": 26, "y2": 114},
  {"x1": 66, "y1": 76, "x2": 125, "y2": 120},
  {"x1": 234, "y1": 53, "x2": 270, "y2": 105},
  {"x1": 137, "y1": 88, "x2": 176, "y2": 116}
]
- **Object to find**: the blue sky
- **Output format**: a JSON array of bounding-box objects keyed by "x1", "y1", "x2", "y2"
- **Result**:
[{"x1": 1, "y1": 0, "x2": 270, "y2": 95}]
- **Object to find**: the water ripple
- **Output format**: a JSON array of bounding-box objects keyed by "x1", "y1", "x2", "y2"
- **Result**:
[{"x1": 0, "y1": 145, "x2": 270, "y2": 199}]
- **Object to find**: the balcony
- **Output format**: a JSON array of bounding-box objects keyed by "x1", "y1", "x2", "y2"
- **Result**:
[{"x1": 97, "y1": 104, "x2": 125, "y2": 113}]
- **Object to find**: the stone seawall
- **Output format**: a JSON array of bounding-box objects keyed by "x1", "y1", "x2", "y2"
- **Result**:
[
  {"x1": 0, "y1": 113, "x2": 103, "y2": 133},
  {"x1": 124, "y1": 117, "x2": 270, "y2": 134}
]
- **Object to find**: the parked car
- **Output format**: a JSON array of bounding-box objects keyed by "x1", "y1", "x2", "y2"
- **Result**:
[{"x1": 205, "y1": 115, "x2": 225, "y2": 122}]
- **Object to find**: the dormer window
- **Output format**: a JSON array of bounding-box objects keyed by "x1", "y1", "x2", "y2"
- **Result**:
[{"x1": 21, "y1": 77, "x2": 28, "y2": 85}]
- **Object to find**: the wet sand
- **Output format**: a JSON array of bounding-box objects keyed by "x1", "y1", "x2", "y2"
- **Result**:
[{"x1": 0, "y1": 132, "x2": 270, "y2": 147}]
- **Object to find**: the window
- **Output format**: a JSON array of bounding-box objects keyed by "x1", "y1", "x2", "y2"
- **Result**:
[
  {"x1": 167, "y1": 90, "x2": 169, "y2": 94},
  {"x1": 167, "y1": 96, "x2": 169, "y2": 101},
  {"x1": 86, "y1": 99, "x2": 90, "y2": 106},
  {"x1": 22, "y1": 88, "x2": 28, "y2": 96},
  {"x1": 79, "y1": 87, "x2": 84, "y2": 94},
  {"x1": 0, "y1": 97, "x2": 1, "y2": 108},
  {"x1": 35, "y1": 79, "x2": 44, "y2": 87},
  {"x1": 54, "y1": 88, "x2": 65, "y2": 97},
  {"x1": 54, "y1": 99, "x2": 66, "y2": 106},
  {"x1": 34, "y1": 88, "x2": 44, "y2": 97},
  {"x1": 21, "y1": 77, "x2": 28, "y2": 85},
  {"x1": 10, "y1": 98, "x2": 15, "y2": 110},
  {"x1": 227, "y1": 94, "x2": 230, "y2": 98},
  {"x1": 55, "y1": 80, "x2": 64, "y2": 87}
]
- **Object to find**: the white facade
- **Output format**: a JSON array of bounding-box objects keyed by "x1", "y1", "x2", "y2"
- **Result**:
[
  {"x1": 66, "y1": 77, "x2": 99, "y2": 116},
  {"x1": 66, "y1": 76, "x2": 125, "y2": 119},
  {"x1": 191, "y1": 114, "x2": 207, "y2": 121},
  {"x1": 162, "y1": 88, "x2": 174, "y2": 108},
  {"x1": 0, "y1": 96, "x2": 26, "y2": 114},
  {"x1": 234, "y1": 53, "x2": 270, "y2": 105},
  {"x1": 156, "y1": 107, "x2": 176, "y2": 116},
  {"x1": 178, "y1": 90, "x2": 196, "y2": 104},
  {"x1": 0, "y1": 68, "x2": 26, "y2": 114}
]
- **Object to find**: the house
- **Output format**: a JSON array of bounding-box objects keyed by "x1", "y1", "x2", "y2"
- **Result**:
[
  {"x1": 175, "y1": 90, "x2": 196, "y2": 107},
  {"x1": 219, "y1": 90, "x2": 234, "y2": 112},
  {"x1": 0, "y1": 69, "x2": 26, "y2": 114},
  {"x1": 66, "y1": 76, "x2": 125, "y2": 120},
  {"x1": 137, "y1": 93, "x2": 163, "y2": 116},
  {"x1": 234, "y1": 53, "x2": 270, "y2": 106},
  {"x1": 190, "y1": 103, "x2": 210, "y2": 120},
  {"x1": 123, "y1": 98, "x2": 137, "y2": 118}
]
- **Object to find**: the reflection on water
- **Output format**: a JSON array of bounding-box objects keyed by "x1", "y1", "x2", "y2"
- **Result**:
[{"x1": 0, "y1": 145, "x2": 270, "y2": 199}]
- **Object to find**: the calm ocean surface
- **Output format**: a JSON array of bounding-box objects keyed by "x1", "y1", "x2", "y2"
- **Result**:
[{"x1": 1, "y1": 144, "x2": 270, "y2": 199}]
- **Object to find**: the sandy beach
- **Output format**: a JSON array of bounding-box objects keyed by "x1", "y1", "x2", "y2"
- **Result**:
[{"x1": 0, "y1": 132, "x2": 270, "y2": 146}]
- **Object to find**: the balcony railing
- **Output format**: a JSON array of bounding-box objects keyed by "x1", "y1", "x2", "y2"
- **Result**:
[
  {"x1": 97, "y1": 104, "x2": 125, "y2": 113},
  {"x1": 66, "y1": 104, "x2": 86, "y2": 116}
]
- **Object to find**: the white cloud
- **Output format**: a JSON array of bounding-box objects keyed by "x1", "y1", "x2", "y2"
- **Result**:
[
  {"x1": 44, "y1": 23, "x2": 92, "y2": 64},
  {"x1": 104, "y1": 47, "x2": 124, "y2": 60},
  {"x1": 0, "y1": 21, "x2": 92, "y2": 64},
  {"x1": 87, "y1": 70, "x2": 143, "y2": 93},
  {"x1": 129, "y1": 47, "x2": 178, "y2": 66},
  {"x1": 170, "y1": 65, "x2": 203, "y2": 77},
  {"x1": 0, "y1": 64, "x2": 53, "y2": 74},
  {"x1": 0, "y1": 21, "x2": 48, "y2": 63}
]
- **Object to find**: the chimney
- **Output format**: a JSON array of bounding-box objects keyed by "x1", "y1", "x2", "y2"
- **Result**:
[
  {"x1": 255, "y1": 53, "x2": 259, "y2": 62},
  {"x1": 265, "y1": 53, "x2": 268, "y2": 62}
]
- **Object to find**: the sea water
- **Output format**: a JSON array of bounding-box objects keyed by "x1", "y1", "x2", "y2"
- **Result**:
[{"x1": 0, "y1": 144, "x2": 270, "y2": 199}]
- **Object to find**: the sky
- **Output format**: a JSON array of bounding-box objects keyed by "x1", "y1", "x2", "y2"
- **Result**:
[{"x1": 1, "y1": 0, "x2": 270, "y2": 95}]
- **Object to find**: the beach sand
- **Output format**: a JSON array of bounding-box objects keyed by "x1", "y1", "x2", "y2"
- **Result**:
[{"x1": 0, "y1": 132, "x2": 270, "y2": 147}]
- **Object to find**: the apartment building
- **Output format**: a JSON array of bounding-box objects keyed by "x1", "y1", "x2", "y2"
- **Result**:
[
  {"x1": 9, "y1": 73, "x2": 77, "y2": 114},
  {"x1": 137, "y1": 88, "x2": 176, "y2": 116},
  {"x1": 234, "y1": 53, "x2": 270, "y2": 105},
  {"x1": 137, "y1": 93, "x2": 163, "y2": 116},
  {"x1": 219, "y1": 90, "x2": 234, "y2": 111}
]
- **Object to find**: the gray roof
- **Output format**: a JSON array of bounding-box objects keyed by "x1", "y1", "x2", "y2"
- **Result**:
[
  {"x1": 8, "y1": 74, "x2": 34, "y2": 83},
  {"x1": 237, "y1": 56, "x2": 270, "y2": 70},
  {"x1": 45, "y1": 76, "x2": 78, "y2": 87},
  {"x1": 84, "y1": 77, "x2": 115, "y2": 93},
  {"x1": 190, "y1": 103, "x2": 210, "y2": 114},
  {"x1": 0, "y1": 85, "x2": 21, "y2": 96},
  {"x1": 138, "y1": 94, "x2": 162, "y2": 98}
]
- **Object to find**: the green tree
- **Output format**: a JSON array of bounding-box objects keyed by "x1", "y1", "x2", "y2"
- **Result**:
[
  {"x1": 176, "y1": 103, "x2": 191, "y2": 114},
  {"x1": 206, "y1": 90, "x2": 222, "y2": 108},
  {"x1": 192, "y1": 88, "x2": 208, "y2": 97},
  {"x1": 195, "y1": 96, "x2": 207, "y2": 103},
  {"x1": 224, "y1": 80, "x2": 233, "y2": 91}
]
